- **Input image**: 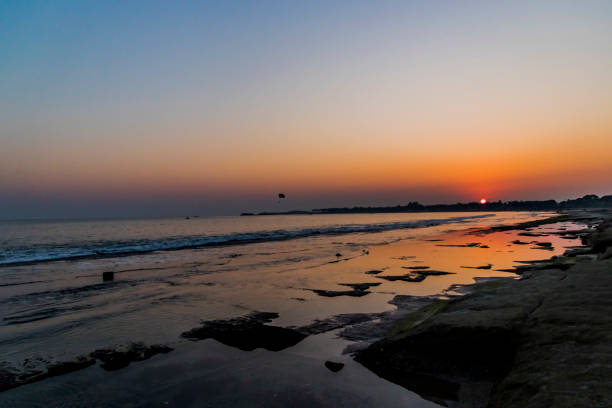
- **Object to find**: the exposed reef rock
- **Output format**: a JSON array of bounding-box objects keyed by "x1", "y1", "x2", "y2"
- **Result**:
[
  {"x1": 90, "y1": 342, "x2": 173, "y2": 371},
  {"x1": 324, "y1": 361, "x2": 344, "y2": 372},
  {"x1": 181, "y1": 312, "x2": 306, "y2": 351},
  {"x1": 356, "y1": 211, "x2": 612, "y2": 408},
  {"x1": 0, "y1": 357, "x2": 95, "y2": 392}
]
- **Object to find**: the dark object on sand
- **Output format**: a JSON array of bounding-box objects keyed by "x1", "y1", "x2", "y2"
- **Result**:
[
  {"x1": 311, "y1": 283, "x2": 380, "y2": 297},
  {"x1": 325, "y1": 361, "x2": 345, "y2": 372},
  {"x1": 377, "y1": 274, "x2": 427, "y2": 282},
  {"x1": 0, "y1": 357, "x2": 96, "y2": 392},
  {"x1": 312, "y1": 289, "x2": 371, "y2": 297},
  {"x1": 181, "y1": 312, "x2": 306, "y2": 352},
  {"x1": 533, "y1": 242, "x2": 553, "y2": 247},
  {"x1": 418, "y1": 270, "x2": 455, "y2": 276},
  {"x1": 339, "y1": 282, "x2": 381, "y2": 291},
  {"x1": 436, "y1": 242, "x2": 481, "y2": 248},
  {"x1": 403, "y1": 266, "x2": 430, "y2": 270},
  {"x1": 365, "y1": 269, "x2": 383, "y2": 275},
  {"x1": 335, "y1": 253, "x2": 342, "y2": 257},
  {"x1": 517, "y1": 232, "x2": 548, "y2": 237},
  {"x1": 461, "y1": 264, "x2": 492, "y2": 270},
  {"x1": 90, "y1": 343, "x2": 173, "y2": 371},
  {"x1": 102, "y1": 272, "x2": 114, "y2": 281},
  {"x1": 511, "y1": 240, "x2": 530, "y2": 245}
]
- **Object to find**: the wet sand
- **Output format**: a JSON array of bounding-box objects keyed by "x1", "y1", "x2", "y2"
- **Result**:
[{"x1": 0, "y1": 212, "x2": 595, "y2": 406}]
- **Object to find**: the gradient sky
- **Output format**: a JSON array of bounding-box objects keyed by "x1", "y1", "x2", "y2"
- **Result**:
[{"x1": 1, "y1": 0, "x2": 612, "y2": 218}]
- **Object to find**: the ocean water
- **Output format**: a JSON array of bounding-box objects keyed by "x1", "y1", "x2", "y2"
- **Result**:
[
  {"x1": 0, "y1": 211, "x2": 584, "y2": 407},
  {"x1": 0, "y1": 213, "x2": 496, "y2": 266}
]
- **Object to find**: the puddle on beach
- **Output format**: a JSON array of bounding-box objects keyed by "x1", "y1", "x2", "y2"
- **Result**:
[{"x1": 0, "y1": 214, "x2": 587, "y2": 406}]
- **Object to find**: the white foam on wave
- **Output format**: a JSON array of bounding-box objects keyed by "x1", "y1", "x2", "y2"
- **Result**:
[{"x1": 0, "y1": 214, "x2": 493, "y2": 266}]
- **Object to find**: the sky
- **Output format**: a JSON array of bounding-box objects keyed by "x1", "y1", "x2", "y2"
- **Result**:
[{"x1": 1, "y1": 0, "x2": 612, "y2": 218}]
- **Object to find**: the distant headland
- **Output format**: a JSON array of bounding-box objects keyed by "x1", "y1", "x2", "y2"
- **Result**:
[{"x1": 241, "y1": 194, "x2": 612, "y2": 216}]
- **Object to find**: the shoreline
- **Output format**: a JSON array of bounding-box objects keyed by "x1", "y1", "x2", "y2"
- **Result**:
[
  {"x1": 0, "y1": 210, "x2": 600, "y2": 405},
  {"x1": 355, "y1": 209, "x2": 612, "y2": 407}
]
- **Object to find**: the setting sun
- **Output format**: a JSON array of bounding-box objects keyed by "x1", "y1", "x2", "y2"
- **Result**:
[{"x1": 480, "y1": 198, "x2": 487, "y2": 204}]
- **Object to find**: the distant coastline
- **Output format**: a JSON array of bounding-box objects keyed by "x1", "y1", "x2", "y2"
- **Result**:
[{"x1": 241, "y1": 194, "x2": 612, "y2": 216}]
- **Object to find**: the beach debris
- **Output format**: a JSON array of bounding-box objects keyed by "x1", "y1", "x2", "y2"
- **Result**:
[
  {"x1": 102, "y1": 272, "x2": 114, "y2": 281},
  {"x1": 325, "y1": 361, "x2": 345, "y2": 372},
  {"x1": 181, "y1": 312, "x2": 306, "y2": 352}
]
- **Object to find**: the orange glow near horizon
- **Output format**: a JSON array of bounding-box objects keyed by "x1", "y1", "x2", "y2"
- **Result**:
[
  {"x1": 480, "y1": 199, "x2": 487, "y2": 205},
  {"x1": 1, "y1": 1, "x2": 612, "y2": 216}
]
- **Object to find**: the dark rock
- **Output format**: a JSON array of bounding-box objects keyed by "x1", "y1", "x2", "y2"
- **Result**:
[
  {"x1": 436, "y1": 242, "x2": 481, "y2": 247},
  {"x1": 533, "y1": 242, "x2": 553, "y2": 247},
  {"x1": 181, "y1": 312, "x2": 306, "y2": 352},
  {"x1": 297, "y1": 313, "x2": 386, "y2": 335},
  {"x1": 364, "y1": 269, "x2": 383, "y2": 275},
  {"x1": 461, "y1": 264, "x2": 492, "y2": 270},
  {"x1": 511, "y1": 240, "x2": 530, "y2": 245},
  {"x1": 377, "y1": 274, "x2": 427, "y2": 282},
  {"x1": 517, "y1": 232, "x2": 549, "y2": 237},
  {"x1": 402, "y1": 266, "x2": 430, "y2": 270},
  {"x1": 311, "y1": 289, "x2": 370, "y2": 297},
  {"x1": 356, "y1": 216, "x2": 612, "y2": 407},
  {"x1": 418, "y1": 270, "x2": 455, "y2": 276},
  {"x1": 0, "y1": 356, "x2": 95, "y2": 391},
  {"x1": 325, "y1": 361, "x2": 345, "y2": 372},
  {"x1": 335, "y1": 253, "x2": 342, "y2": 257},
  {"x1": 338, "y1": 282, "x2": 381, "y2": 291},
  {"x1": 90, "y1": 342, "x2": 173, "y2": 371},
  {"x1": 102, "y1": 272, "x2": 114, "y2": 281}
]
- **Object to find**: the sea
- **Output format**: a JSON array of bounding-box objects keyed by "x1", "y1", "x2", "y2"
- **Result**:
[{"x1": 0, "y1": 212, "x2": 584, "y2": 407}]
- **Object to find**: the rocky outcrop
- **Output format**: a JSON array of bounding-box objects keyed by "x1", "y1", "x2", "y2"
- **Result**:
[
  {"x1": 181, "y1": 312, "x2": 306, "y2": 351},
  {"x1": 356, "y1": 212, "x2": 612, "y2": 408}
]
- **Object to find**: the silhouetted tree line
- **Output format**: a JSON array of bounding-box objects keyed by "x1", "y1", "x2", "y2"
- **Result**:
[
  {"x1": 242, "y1": 194, "x2": 612, "y2": 216},
  {"x1": 309, "y1": 194, "x2": 612, "y2": 214}
]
